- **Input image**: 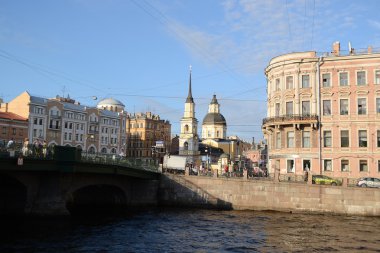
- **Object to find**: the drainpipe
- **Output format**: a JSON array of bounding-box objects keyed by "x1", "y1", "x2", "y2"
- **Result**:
[{"x1": 317, "y1": 56, "x2": 324, "y2": 175}]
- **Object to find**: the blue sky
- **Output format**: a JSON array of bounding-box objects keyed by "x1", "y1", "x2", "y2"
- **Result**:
[{"x1": 1, "y1": 0, "x2": 380, "y2": 142}]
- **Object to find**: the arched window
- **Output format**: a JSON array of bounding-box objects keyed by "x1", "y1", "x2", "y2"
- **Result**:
[
  {"x1": 217, "y1": 131, "x2": 220, "y2": 138},
  {"x1": 88, "y1": 146, "x2": 95, "y2": 154},
  {"x1": 184, "y1": 142, "x2": 189, "y2": 150},
  {"x1": 184, "y1": 125, "x2": 189, "y2": 133},
  {"x1": 111, "y1": 148, "x2": 116, "y2": 154},
  {"x1": 101, "y1": 147, "x2": 107, "y2": 154}
]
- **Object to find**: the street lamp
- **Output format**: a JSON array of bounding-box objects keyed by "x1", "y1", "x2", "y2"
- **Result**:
[{"x1": 205, "y1": 148, "x2": 209, "y2": 171}]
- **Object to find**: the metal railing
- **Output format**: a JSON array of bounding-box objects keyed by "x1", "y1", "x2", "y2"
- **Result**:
[
  {"x1": 0, "y1": 146, "x2": 159, "y2": 172},
  {"x1": 80, "y1": 151, "x2": 159, "y2": 171}
]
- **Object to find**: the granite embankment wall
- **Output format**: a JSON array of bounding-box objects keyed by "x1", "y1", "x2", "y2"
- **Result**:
[{"x1": 159, "y1": 174, "x2": 380, "y2": 216}]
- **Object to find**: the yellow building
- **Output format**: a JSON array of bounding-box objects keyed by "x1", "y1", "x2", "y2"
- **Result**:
[{"x1": 126, "y1": 112, "x2": 171, "y2": 163}]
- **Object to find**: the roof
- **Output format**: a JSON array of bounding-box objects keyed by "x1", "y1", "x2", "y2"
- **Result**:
[
  {"x1": 63, "y1": 102, "x2": 87, "y2": 112},
  {"x1": 97, "y1": 98, "x2": 125, "y2": 107},
  {"x1": 30, "y1": 96, "x2": 48, "y2": 105},
  {"x1": 0, "y1": 112, "x2": 28, "y2": 121},
  {"x1": 100, "y1": 109, "x2": 120, "y2": 118},
  {"x1": 202, "y1": 112, "x2": 226, "y2": 126}
]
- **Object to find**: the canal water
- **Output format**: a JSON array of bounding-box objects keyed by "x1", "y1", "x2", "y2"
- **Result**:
[{"x1": 1, "y1": 208, "x2": 380, "y2": 253}]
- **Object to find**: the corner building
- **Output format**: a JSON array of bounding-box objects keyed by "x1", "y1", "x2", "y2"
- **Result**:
[{"x1": 262, "y1": 42, "x2": 380, "y2": 179}]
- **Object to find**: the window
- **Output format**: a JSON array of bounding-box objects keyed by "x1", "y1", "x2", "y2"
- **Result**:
[
  {"x1": 276, "y1": 132, "x2": 281, "y2": 149},
  {"x1": 69, "y1": 123, "x2": 73, "y2": 129},
  {"x1": 286, "y1": 102, "x2": 293, "y2": 116},
  {"x1": 34, "y1": 118, "x2": 37, "y2": 124},
  {"x1": 302, "y1": 131, "x2": 310, "y2": 148},
  {"x1": 375, "y1": 70, "x2": 380, "y2": 85},
  {"x1": 359, "y1": 160, "x2": 368, "y2": 172},
  {"x1": 287, "y1": 131, "x2": 294, "y2": 148},
  {"x1": 287, "y1": 159, "x2": 295, "y2": 173},
  {"x1": 340, "y1": 99, "x2": 349, "y2": 115},
  {"x1": 378, "y1": 130, "x2": 380, "y2": 148},
  {"x1": 324, "y1": 159, "x2": 332, "y2": 171},
  {"x1": 303, "y1": 160, "x2": 310, "y2": 171},
  {"x1": 341, "y1": 130, "x2": 349, "y2": 147},
  {"x1": 302, "y1": 101, "x2": 310, "y2": 115},
  {"x1": 64, "y1": 132, "x2": 67, "y2": 141},
  {"x1": 275, "y1": 103, "x2": 280, "y2": 117},
  {"x1": 275, "y1": 78, "x2": 280, "y2": 91},
  {"x1": 302, "y1": 75, "x2": 310, "y2": 88},
  {"x1": 341, "y1": 160, "x2": 349, "y2": 172},
  {"x1": 323, "y1": 130, "x2": 332, "y2": 147},
  {"x1": 322, "y1": 73, "x2": 331, "y2": 87},
  {"x1": 357, "y1": 71, "x2": 366, "y2": 86},
  {"x1": 286, "y1": 76, "x2": 293, "y2": 89},
  {"x1": 376, "y1": 98, "x2": 380, "y2": 114},
  {"x1": 323, "y1": 100, "x2": 331, "y2": 116},
  {"x1": 12, "y1": 128, "x2": 16, "y2": 135},
  {"x1": 358, "y1": 98, "x2": 367, "y2": 115},
  {"x1": 339, "y1": 72, "x2": 348, "y2": 86},
  {"x1": 358, "y1": 130, "x2": 367, "y2": 147},
  {"x1": 2, "y1": 126, "x2": 6, "y2": 134}
]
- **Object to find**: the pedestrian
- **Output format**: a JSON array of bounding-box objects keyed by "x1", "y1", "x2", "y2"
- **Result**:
[
  {"x1": 42, "y1": 140, "x2": 47, "y2": 158},
  {"x1": 22, "y1": 138, "x2": 29, "y2": 156},
  {"x1": 6, "y1": 138, "x2": 15, "y2": 150}
]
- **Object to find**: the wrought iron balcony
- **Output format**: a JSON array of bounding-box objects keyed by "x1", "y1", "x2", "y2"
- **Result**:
[{"x1": 262, "y1": 114, "x2": 319, "y2": 126}]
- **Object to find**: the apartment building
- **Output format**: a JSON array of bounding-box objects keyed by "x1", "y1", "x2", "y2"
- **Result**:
[
  {"x1": 126, "y1": 112, "x2": 171, "y2": 163},
  {"x1": 1, "y1": 92, "x2": 128, "y2": 154},
  {"x1": 262, "y1": 42, "x2": 380, "y2": 179}
]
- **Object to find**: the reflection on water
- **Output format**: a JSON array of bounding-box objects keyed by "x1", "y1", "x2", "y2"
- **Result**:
[{"x1": 1, "y1": 209, "x2": 380, "y2": 253}]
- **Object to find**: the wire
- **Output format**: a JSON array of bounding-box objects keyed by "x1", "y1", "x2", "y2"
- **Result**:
[{"x1": 130, "y1": 0, "x2": 253, "y2": 90}]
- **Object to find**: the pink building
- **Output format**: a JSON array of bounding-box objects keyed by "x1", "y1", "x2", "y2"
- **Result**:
[{"x1": 262, "y1": 42, "x2": 380, "y2": 180}]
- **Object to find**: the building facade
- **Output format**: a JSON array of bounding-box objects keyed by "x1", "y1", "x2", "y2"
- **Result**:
[
  {"x1": 0, "y1": 111, "x2": 28, "y2": 148},
  {"x1": 126, "y1": 112, "x2": 171, "y2": 163},
  {"x1": 0, "y1": 92, "x2": 128, "y2": 154},
  {"x1": 262, "y1": 42, "x2": 380, "y2": 179}
]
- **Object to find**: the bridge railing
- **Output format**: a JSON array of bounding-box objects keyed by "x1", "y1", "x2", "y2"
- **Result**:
[
  {"x1": 80, "y1": 151, "x2": 159, "y2": 172},
  {"x1": 0, "y1": 146, "x2": 159, "y2": 172}
]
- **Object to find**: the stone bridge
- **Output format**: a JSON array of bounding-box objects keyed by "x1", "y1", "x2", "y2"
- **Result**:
[{"x1": 0, "y1": 152, "x2": 160, "y2": 216}]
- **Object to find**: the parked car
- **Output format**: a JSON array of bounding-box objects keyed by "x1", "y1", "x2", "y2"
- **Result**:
[
  {"x1": 356, "y1": 177, "x2": 380, "y2": 188},
  {"x1": 312, "y1": 175, "x2": 342, "y2": 186}
]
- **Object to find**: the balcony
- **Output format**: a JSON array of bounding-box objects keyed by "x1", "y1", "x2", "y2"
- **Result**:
[
  {"x1": 262, "y1": 114, "x2": 319, "y2": 127},
  {"x1": 48, "y1": 125, "x2": 61, "y2": 130},
  {"x1": 88, "y1": 130, "x2": 99, "y2": 134}
]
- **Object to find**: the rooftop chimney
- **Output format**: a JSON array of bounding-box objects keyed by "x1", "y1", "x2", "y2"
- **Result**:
[{"x1": 332, "y1": 41, "x2": 340, "y2": 56}]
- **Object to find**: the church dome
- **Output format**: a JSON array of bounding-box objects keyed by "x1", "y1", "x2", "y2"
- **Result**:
[
  {"x1": 97, "y1": 98, "x2": 125, "y2": 112},
  {"x1": 202, "y1": 112, "x2": 227, "y2": 126}
]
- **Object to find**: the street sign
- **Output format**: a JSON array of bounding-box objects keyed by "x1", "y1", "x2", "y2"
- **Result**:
[{"x1": 156, "y1": 141, "x2": 164, "y2": 147}]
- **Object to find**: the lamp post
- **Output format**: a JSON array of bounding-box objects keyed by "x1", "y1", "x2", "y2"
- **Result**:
[{"x1": 205, "y1": 148, "x2": 209, "y2": 171}]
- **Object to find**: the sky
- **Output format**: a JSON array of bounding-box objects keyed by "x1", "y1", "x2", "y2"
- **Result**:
[{"x1": 1, "y1": 0, "x2": 380, "y2": 142}]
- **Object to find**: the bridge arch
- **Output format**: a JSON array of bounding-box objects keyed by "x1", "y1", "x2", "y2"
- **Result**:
[
  {"x1": 66, "y1": 184, "x2": 127, "y2": 215},
  {"x1": 0, "y1": 173, "x2": 27, "y2": 216}
]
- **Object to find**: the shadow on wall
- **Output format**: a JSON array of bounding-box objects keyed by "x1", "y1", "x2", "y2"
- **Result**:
[
  {"x1": 158, "y1": 174, "x2": 232, "y2": 210},
  {"x1": 0, "y1": 173, "x2": 27, "y2": 216},
  {"x1": 66, "y1": 184, "x2": 128, "y2": 216}
]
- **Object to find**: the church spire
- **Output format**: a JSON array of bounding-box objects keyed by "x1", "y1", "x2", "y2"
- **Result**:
[{"x1": 186, "y1": 66, "x2": 194, "y2": 103}]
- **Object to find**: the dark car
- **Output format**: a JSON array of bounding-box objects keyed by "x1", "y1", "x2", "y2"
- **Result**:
[
  {"x1": 312, "y1": 175, "x2": 342, "y2": 186},
  {"x1": 356, "y1": 177, "x2": 380, "y2": 188}
]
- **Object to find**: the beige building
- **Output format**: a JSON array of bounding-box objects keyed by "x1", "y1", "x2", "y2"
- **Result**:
[
  {"x1": 262, "y1": 42, "x2": 380, "y2": 179},
  {"x1": 1, "y1": 92, "x2": 128, "y2": 154}
]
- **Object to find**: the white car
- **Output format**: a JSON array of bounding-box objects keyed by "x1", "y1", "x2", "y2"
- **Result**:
[{"x1": 357, "y1": 177, "x2": 380, "y2": 188}]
